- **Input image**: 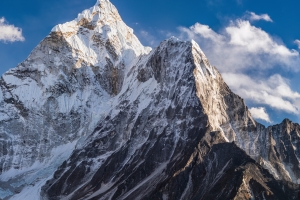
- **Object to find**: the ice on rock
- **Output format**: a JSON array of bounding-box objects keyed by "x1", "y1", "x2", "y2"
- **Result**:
[
  {"x1": 0, "y1": 0, "x2": 151, "y2": 198},
  {"x1": 2, "y1": 0, "x2": 300, "y2": 199}
]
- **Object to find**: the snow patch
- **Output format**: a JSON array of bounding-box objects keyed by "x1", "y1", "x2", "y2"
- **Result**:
[
  {"x1": 0, "y1": 141, "x2": 77, "y2": 199},
  {"x1": 0, "y1": 188, "x2": 13, "y2": 199}
]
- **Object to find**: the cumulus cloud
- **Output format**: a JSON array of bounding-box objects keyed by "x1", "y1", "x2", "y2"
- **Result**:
[
  {"x1": 294, "y1": 39, "x2": 300, "y2": 49},
  {"x1": 0, "y1": 17, "x2": 25, "y2": 42},
  {"x1": 245, "y1": 12, "x2": 273, "y2": 22},
  {"x1": 177, "y1": 15, "x2": 300, "y2": 118},
  {"x1": 249, "y1": 107, "x2": 271, "y2": 123},
  {"x1": 223, "y1": 73, "x2": 300, "y2": 114},
  {"x1": 178, "y1": 20, "x2": 299, "y2": 72}
]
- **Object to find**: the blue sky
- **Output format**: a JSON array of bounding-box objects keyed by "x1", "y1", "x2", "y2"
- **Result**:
[{"x1": 1, "y1": 0, "x2": 300, "y2": 126}]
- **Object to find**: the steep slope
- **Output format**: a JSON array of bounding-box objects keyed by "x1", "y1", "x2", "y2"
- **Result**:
[
  {"x1": 0, "y1": 0, "x2": 150, "y2": 198},
  {"x1": 41, "y1": 39, "x2": 300, "y2": 199},
  {"x1": 0, "y1": 0, "x2": 151, "y2": 172},
  {"x1": 0, "y1": 0, "x2": 300, "y2": 199},
  {"x1": 259, "y1": 119, "x2": 300, "y2": 184}
]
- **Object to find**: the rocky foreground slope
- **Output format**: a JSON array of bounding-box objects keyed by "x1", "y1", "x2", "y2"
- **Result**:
[{"x1": 1, "y1": 0, "x2": 300, "y2": 199}]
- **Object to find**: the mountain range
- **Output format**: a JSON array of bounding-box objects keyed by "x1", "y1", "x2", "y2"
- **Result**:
[{"x1": 0, "y1": 0, "x2": 300, "y2": 199}]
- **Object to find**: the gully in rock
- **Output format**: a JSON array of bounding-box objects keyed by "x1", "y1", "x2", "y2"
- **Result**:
[{"x1": 0, "y1": 0, "x2": 300, "y2": 200}]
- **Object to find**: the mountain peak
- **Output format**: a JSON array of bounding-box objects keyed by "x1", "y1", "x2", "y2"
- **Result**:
[
  {"x1": 2, "y1": 1, "x2": 300, "y2": 199},
  {"x1": 52, "y1": 0, "x2": 120, "y2": 33},
  {"x1": 48, "y1": 0, "x2": 150, "y2": 68}
]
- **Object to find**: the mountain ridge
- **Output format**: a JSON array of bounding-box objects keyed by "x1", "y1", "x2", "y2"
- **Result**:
[{"x1": 0, "y1": 0, "x2": 300, "y2": 199}]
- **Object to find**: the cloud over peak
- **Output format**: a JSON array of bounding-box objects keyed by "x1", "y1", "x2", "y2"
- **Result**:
[
  {"x1": 223, "y1": 73, "x2": 300, "y2": 114},
  {"x1": 0, "y1": 17, "x2": 25, "y2": 43},
  {"x1": 177, "y1": 13, "x2": 300, "y2": 120},
  {"x1": 179, "y1": 19, "x2": 299, "y2": 72}
]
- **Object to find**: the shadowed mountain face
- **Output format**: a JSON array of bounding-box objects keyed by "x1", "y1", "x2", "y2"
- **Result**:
[
  {"x1": 0, "y1": 0, "x2": 300, "y2": 199},
  {"x1": 39, "y1": 38, "x2": 300, "y2": 200}
]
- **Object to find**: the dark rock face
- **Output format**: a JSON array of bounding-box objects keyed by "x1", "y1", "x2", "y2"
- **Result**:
[
  {"x1": 0, "y1": 1, "x2": 151, "y2": 198},
  {"x1": 261, "y1": 119, "x2": 300, "y2": 183},
  {"x1": 0, "y1": 0, "x2": 149, "y2": 177},
  {"x1": 40, "y1": 39, "x2": 300, "y2": 200},
  {"x1": 41, "y1": 38, "x2": 210, "y2": 200},
  {"x1": 147, "y1": 142, "x2": 300, "y2": 200},
  {"x1": 1, "y1": 1, "x2": 300, "y2": 200}
]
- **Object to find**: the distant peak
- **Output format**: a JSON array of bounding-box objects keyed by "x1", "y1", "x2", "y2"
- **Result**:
[{"x1": 282, "y1": 118, "x2": 292, "y2": 124}]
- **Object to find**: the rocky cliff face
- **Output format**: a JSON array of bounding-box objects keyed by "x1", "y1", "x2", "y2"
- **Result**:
[
  {"x1": 259, "y1": 119, "x2": 300, "y2": 184},
  {"x1": 0, "y1": 0, "x2": 149, "y2": 198},
  {"x1": 1, "y1": 0, "x2": 300, "y2": 199}
]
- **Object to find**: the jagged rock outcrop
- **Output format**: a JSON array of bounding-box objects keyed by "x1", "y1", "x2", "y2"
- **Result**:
[
  {"x1": 259, "y1": 119, "x2": 300, "y2": 184},
  {"x1": 0, "y1": 0, "x2": 150, "y2": 198},
  {"x1": 0, "y1": 0, "x2": 300, "y2": 199},
  {"x1": 0, "y1": 0, "x2": 150, "y2": 172},
  {"x1": 39, "y1": 36, "x2": 300, "y2": 200}
]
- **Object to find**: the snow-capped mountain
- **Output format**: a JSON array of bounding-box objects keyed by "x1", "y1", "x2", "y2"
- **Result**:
[
  {"x1": 0, "y1": 0, "x2": 149, "y2": 177},
  {"x1": 1, "y1": 0, "x2": 300, "y2": 199}
]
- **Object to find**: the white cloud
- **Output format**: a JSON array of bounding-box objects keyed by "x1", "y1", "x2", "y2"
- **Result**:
[
  {"x1": 294, "y1": 39, "x2": 300, "y2": 49},
  {"x1": 223, "y1": 73, "x2": 300, "y2": 114},
  {"x1": 246, "y1": 12, "x2": 273, "y2": 22},
  {"x1": 0, "y1": 17, "x2": 25, "y2": 42},
  {"x1": 179, "y1": 20, "x2": 299, "y2": 72},
  {"x1": 249, "y1": 107, "x2": 271, "y2": 123},
  {"x1": 175, "y1": 13, "x2": 300, "y2": 120}
]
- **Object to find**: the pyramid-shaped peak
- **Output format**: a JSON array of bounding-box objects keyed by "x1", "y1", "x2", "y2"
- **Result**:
[
  {"x1": 49, "y1": 0, "x2": 150, "y2": 67},
  {"x1": 94, "y1": 0, "x2": 119, "y2": 15},
  {"x1": 52, "y1": 0, "x2": 122, "y2": 33},
  {"x1": 78, "y1": 0, "x2": 121, "y2": 24}
]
